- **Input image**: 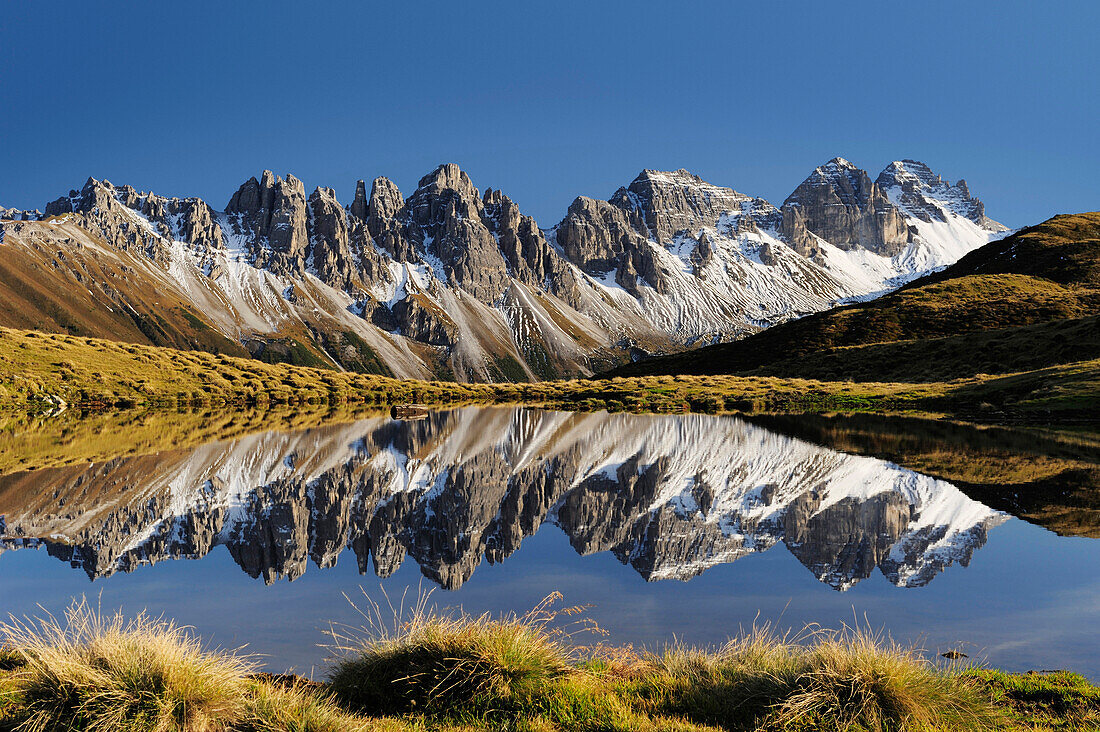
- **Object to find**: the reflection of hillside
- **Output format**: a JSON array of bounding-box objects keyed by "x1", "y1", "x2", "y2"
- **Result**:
[
  {"x1": 0, "y1": 408, "x2": 1006, "y2": 590},
  {"x1": 0, "y1": 405, "x2": 389, "y2": 477},
  {"x1": 746, "y1": 414, "x2": 1100, "y2": 538}
]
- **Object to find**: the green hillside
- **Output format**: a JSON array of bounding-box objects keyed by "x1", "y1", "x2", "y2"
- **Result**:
[{"x1": 605, "y1": 212, "x2": 1100, "y2": 380}]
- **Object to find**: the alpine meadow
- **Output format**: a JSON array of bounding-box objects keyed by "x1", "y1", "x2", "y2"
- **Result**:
[{"x1": 1, "y1": 2, "x2": 1097, "y2": 730}]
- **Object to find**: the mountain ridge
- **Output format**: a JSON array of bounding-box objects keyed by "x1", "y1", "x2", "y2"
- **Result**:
[
  {"x1": 0, "y1": 159, "x2": 1007, "y2": 382},
  {"x1": 604, "y1": 212, "x2": 1100, "y2": 382}
]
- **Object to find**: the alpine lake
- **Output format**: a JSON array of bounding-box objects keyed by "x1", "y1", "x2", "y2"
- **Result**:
[{"x1": 1, "y1": 406, "x2": 1097, "y2": 680}]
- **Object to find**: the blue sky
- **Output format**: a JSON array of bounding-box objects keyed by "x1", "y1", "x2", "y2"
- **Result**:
[{"x1": 1, "y1": 1, "x2": 1096, "y2": 228}]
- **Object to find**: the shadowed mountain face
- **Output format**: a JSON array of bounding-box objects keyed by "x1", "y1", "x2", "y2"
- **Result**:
[{"x1": 0, "y1": 408, "x2": 1008, "y2": 591}]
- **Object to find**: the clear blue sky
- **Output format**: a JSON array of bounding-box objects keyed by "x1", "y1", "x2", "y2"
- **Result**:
[{"x1": 2, "y1": 1, "x2": 1096, "y2": 228}]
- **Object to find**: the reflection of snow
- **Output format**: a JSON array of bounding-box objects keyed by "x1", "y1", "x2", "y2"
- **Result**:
[{"x1": 0, "y1": 408, "x2": 1005, "y2": 592}]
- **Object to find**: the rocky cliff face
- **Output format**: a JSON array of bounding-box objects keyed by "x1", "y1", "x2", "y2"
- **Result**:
[
  {"x1": 780, "y1": 158, "x2": 910, "y2": 257},
  {"x1": 554, "y1": 169, "x2": 785, "y2": 296},
  {"x1": 0, "y1": 408, "x2": 1006, "y2": 591},
  {"x1": 1, "y1": 159, "x2": 1008, "y2": 379},
  {"x1": 876, "y1": 159, "x2": 1008, "y2": 232}
]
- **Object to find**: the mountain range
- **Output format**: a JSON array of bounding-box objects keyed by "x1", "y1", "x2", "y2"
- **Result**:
[
  {"x1": 0, "y1": 159, "x2": 1006, "y2": 381},
  {"x1": 607, "y1": 212, "x2": 1100, "y2": 382},
  {"x1": 0, "y1": 407, "x2": 1005, "y2": 591}
]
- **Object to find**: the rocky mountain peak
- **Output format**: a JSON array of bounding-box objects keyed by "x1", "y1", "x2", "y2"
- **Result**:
[
  {"x1": 780, "y1": 158, "x2": 909, "y2": 256},
  {"x1": 402, "y1": 164, "x2": 514, "y2": 301},
  {"x1": 797, "y1": 158, "x2": 875, "y2": 208},
  {"x1": 616, "y1": 169, "x2": 751, "y2": 244},
  {"x1": 820, "y1": 156, "x2": 860, "y2": 174},
  {"x1": 349, "y1": 179, "x2": 369, "y2": 220},
  {"x1": 876, "y1": 160, "x2": 1007, "y2": 232},
  {"x1": 42, "y1": 177, "x2": 113, "y2": 217},
  {"x1": 361, "y1": 176, "x2": 408, "y2": 259},
  {"x1": 632, "y1": 168, "x2": 707, "y2": 189},
  {"x1": 38, "y1": 177, "x2": 225, "y2": 261},
  {"x1": 226, "y1": 170, "x2": 266, "y2": 214},
  {"x1": 366, "y1": 177, "x2": 405, "y2": 222},
  {"x1": 224, "y1": 171, "x2": 310, "y2": 274},
  {"x1": 414, "y1": 163, "x2": 479, "y2": 202},
  {"x1": 482, "y1": 187, "x2": 582, "y2": 303}
]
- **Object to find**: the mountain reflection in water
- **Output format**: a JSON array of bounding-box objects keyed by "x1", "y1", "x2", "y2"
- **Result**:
[{"x1": 0, "y1": 408, "x2": 1012, "y2": 591}]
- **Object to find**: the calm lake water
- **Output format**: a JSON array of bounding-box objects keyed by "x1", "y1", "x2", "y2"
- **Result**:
[{"x1": 1, "y1": 407, "x2": 1097, "y2": 678}]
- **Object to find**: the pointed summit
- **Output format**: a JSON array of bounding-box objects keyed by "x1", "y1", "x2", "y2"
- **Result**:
[
  {"x1": 415, "y1": 163, "x2": 478, "y2": 199},
  {"x1": 822, "y1": 156, "x2": 859, "y2": 170},
  {"x1": 876, "y1": 160, "x2": 1007, "y2": 232},
  {"x1": 349, "y1": 179, "x2": 369, "y2": 221},
  {"x1": 367, "y1": 176, "x2": 404, "y2": 221},
  {"x1": 781, "y1": 159, "x2": 908, "y2": 255}
]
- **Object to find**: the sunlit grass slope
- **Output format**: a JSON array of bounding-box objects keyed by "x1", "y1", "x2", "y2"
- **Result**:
[{"x1": 2, "y1": 325, "x2": 1099, "y2": 422}]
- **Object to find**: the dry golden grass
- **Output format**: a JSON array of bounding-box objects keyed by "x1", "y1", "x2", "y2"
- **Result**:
[
  {"x1": 622, "y1": 623, "x2": 1003, "y2": 732},
  {"x1": 327, "y1": 591, "x2": 585, "y2": 718},
  {"x1": 326, "y1": 595, "x2": 1007, "y2": 731},
  {"x1": 0, "y1": 598, "x2": 252, "y2": 731},
  {"x1": 0, "y1": 598, "x2": 1093, "y2": 731},
  {"x1": 0, "y1": 600, "x2": 382, "y2": 732},
  {"x1": 1, "y1": 325, "x2": 1098, "y2": 422}
]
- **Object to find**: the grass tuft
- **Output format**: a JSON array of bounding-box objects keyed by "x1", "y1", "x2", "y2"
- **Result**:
[
  {"x1": 773, "y1": 628, "x2": 1000, "y2": 731},
  {"x1": 327, "y1": 591, "x2": 584, "y2": 719},
  {"x1": 630, "y1": 624, "x2": 1002, "y2": 731},
  {"x1": 238, "y1": 677, "x2": 375, "y2": 732},
  {"x1": 0, "y1": 598, "x2": 252, "y2": 731}
]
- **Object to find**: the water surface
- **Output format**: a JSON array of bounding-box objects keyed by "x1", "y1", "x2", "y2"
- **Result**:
[{"x1": 1, "y1": 407, "x2": 1097, "y2": 677}]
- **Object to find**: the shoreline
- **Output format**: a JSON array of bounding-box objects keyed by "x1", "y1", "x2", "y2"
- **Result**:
[
  {"x1": 2, "y1": 325, "x2": 1099, "y2": 425},
  {"x1": 1, "y1": 601, "x2": 1097, "y2": 731}
]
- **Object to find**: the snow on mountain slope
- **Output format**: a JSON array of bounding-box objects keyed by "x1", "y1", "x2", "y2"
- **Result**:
[
  {"x1": 0, "y1": 408, "x2": 1006, "y2": 590},
  {"x1": 781, "y1": 158, "x2": 1012, "y2": 298},
  {"x1": 552, "y1": 163, "x2": 1009, "y2": 342},
  {"x1": 0, "y1": 159, "x2": 1008, "y2": 378},
  {"x1": 566, "y1": 202, "x2": 861, "y2": 342},
  {"x1": 876, "y1": 160, "x2": 1010, "y2": 279}
]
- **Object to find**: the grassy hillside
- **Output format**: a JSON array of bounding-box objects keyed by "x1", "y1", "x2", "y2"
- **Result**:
[
  {"x1": 2, "y1": 325, "x2": 1100, "y2": 423},
  {"x1": 923, "y1": 210, "x2": 1100, "y2": 288},
  {"x1": 0, "y1": 221, "x2": 251, "y2": 358},
  {"x1": 747, "y1": 315, "x2": 1100, "y2": 383},
  {"x1": 0, "y1": 218, "x2": 390, "y2": 374},
  {"x1": 606, "y1": 212, "x2": 1100, "y2": 380}
]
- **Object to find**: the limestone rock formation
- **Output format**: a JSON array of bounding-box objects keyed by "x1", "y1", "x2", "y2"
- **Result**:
[
  {"x1": 226, "y1": 170, "x2": 311, "y2": 274},
  {"x1": 780, "y1": 158, "x2": 910, "y2": 256},
  {"x1": 1, "y1": 158, "x2": 1008, "y2": 381},
  {"x1": 876, "y1": 159, "x2": 1007, "y2": 232}
]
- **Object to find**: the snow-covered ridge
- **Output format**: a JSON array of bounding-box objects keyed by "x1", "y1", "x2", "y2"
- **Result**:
[
  {"x1": 0, "y1": 408, "x2": 1006, "y2": 590},
  {"x1": 0, "y1": 158, "x2": 1008, "y2": 379}
]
